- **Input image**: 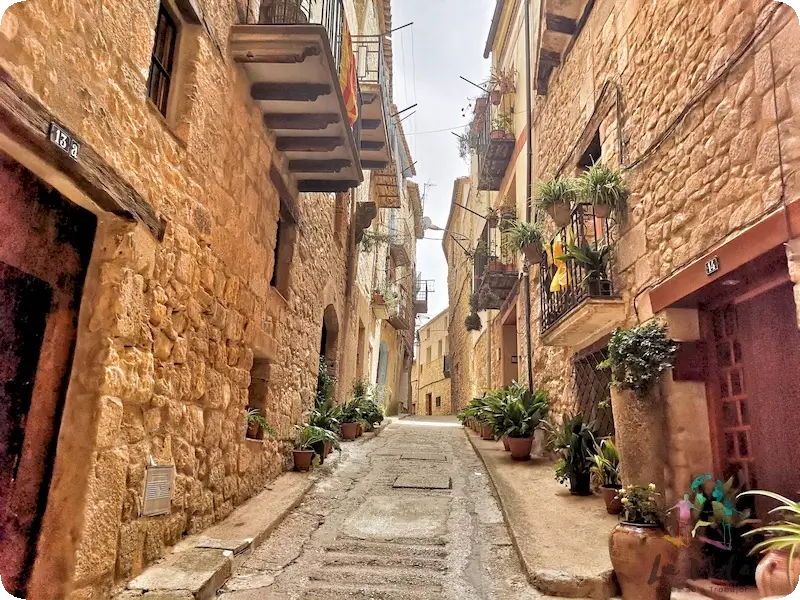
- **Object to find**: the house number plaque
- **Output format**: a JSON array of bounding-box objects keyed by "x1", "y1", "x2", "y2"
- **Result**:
[
  {"x1": 48, "y1": 121, "x2": 80, "y2": 160},
  {"x1": 705, "y1": 256, "x2": 720, "y2": 277}
]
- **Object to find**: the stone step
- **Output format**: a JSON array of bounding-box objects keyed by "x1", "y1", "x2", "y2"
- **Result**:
[
  {"x1": 307, "y1": 564, "x2": 445, "y2": 587},
  {"x1": 321, "y1": 551, "x2": 447, "y2": 570},
  {"x1": 300, "y1": 583, "x2": 444, "y2": 600},
  {"x1": 324, "y1": 538, "x2": 447, "y2": 558}
]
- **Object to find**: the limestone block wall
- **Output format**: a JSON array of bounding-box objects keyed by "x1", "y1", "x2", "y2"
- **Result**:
[
  {"x1": 524, "y1": 0, "x2": 800, "y2": 500},
  {"x1": 0, "y1": 1, "x2": 367, "y2": 598}
]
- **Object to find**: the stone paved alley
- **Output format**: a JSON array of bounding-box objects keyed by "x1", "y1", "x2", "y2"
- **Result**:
[{"x1": 216, "y1": 417, "x2": 549, "y2": 600}]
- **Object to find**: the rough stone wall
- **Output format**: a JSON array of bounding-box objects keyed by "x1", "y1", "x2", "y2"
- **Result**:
[
  {"x1": 526, "y1": 0, "x2": 800, "y2": 499},
  {"x1": 0, "y1": 1, "x2": 366, "y2": 598},
  {"x1": 415, "y1": 361, "x2": 452, "y2": 416},
  {"x1": 446, "y1": 237, "x2": 477, "y2": 411}
]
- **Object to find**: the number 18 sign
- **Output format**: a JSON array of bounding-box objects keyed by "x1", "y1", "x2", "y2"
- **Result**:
[{"x1": 48, "y1": 122, "x2": 80, "y2": 161}]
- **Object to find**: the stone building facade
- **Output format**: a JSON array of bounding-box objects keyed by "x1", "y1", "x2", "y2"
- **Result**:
[
  {"x1": 451, "y1": 0, "x2": 800, "y2": 505},
  {"x1": 0, "y1": 0, "x2": 416, "y2": 598},
  {"x1": 411, "y1": 309, "x2": 451, "y2": 415}
]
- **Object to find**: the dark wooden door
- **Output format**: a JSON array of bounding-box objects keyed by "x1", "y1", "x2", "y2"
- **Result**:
[
  {"x1": 426, "y1": 394, "x2": 432, "y2": 416},
  {"x1": 737, "y1": 283, "x2": 800, "y2": 500},
  {"x1": 0, "y1": 264, "x2": 52, "y2": 594}
]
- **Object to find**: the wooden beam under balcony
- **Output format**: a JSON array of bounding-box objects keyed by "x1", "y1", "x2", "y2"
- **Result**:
[
  {"x1": 361, "y1": 160, "x2": 390, "y2": 170},
  {"x1": 361, "y1": 119, "x2": 382, "y2": 130},
  {"x1": 545, "y1": 13, "x2": 577, "y2": 34},
  {"x1": 276, "y1": 136, "x2": 344, "y2": 152},
  {"x1": 298, "y1": 180, "x2": 360, "y2": 193},
  {"x1": 251, "y1": 82, "x2": 332, "y2": 102},
  {"x1": 263, "y1": 113, "x2": 341, "y2": 130},
  {"x1": 289, "y1": 159, "x2": 351, "y2": 173},
  {"x1": 360, "y1": 140, "x2": 386, "y2": 151}
]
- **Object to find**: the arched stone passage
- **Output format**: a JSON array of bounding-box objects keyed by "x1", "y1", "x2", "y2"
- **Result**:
[{"x1": 320, "y1": 304, "x2": 340, "y2": 380}]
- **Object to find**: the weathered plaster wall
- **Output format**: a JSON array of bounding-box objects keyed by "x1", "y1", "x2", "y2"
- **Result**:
[{"x1": 0, "y1": 1, "x2": 372, "y2": 598}]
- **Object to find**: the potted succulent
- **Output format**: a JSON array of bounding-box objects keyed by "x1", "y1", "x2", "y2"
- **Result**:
[
  {"x1": 578, "y1": 162, "x2": 628, "y2": 220},
  {"x1": 558, "y1": 240, "x2": 613, "y2": 296},
  {"x1": 535, "y1": 177, "x2": 578, "y2": 227},
  {"x1": 504, "y1": 219, "x2": 545, "y2": 264},
  {"x1": 293, "y1": 425, "x2": 339, "y2": 472},
  {"x1": 245, "y1": 407, "x2": 275, "y2": 440},
  {"x1": 498, "y1": 383, "x2": 549, "y2": 461},
  {"x1": 591, "y1": 438, "x2": 622, "y2": 514},
  {"x1": 488, "y1": 66, "x2": 517, "y2": 101},
  {"x1": 545, "y1": 413, "x2": 598, "y2": 495},
  {"x1": 609, "y1": 484, "x2": 678, "y2": 600},
  {"x1": 600, "y1": 322, "x2": 677, "y2": 494},
  {"x1": 339, "y1": 397, "x2": 362, "y2": 440},
  {"x1": 309, "y1": 399, "x2": 342, "y2": 460},
  {"x1": 740, "y1": 490, "x2": 800, "y2": 597}
]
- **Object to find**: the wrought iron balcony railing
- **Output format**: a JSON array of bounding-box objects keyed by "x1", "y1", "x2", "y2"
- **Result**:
[
  {"x1": 474, "y1": 96, "x2": 515, "y2": 191},
  {"x1": 539, "y1": 204, "x2": 618, "y2": 332},
  {"x1": 414, "y1": 278, "x2": 434, "y2": 315},
  {"x1": 387, "y1": 281, "x2": 413, "y2": 330},
  {"x1": 352, "y1": 35, "x2": 395, "y2": 171}
]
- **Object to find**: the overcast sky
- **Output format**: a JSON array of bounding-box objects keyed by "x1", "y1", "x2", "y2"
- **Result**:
[{"x1": 391, "y1": 0, "x2": 495, "y2": 320}]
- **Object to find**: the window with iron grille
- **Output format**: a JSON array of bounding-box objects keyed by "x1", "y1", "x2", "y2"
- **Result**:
[
  {"x1": 572, "y1": 349, "x2": 614, "y2": 438},
  {"x1": 148, "y1": 5, "x2": 178, "y2": 116}
]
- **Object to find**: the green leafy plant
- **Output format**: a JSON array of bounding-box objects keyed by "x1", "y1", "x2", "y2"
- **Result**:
[
  {"x1": 578, "y1": 163, "x2": 628, "y2": 220},
  {"x1": 545, "y1": 413, "x2": 598, "y2": 486},
  {"x1": 558, "y1": 240, "x2": 612, "y2": 283},
  {"x1": 457, "y1": 127, "x2": 481, "y2": 161},
  {"x1": 740, "y1": 490, "x2": 800, "y2": 586},
  {"x1": 309, "y1": 398, "x2": 342, "y2": 433},
  {"x1": 459, "y1": 396, "x2": 495, "y2": 425},
  {"x1": 340, "y1": 397, "x2": 363, "y2": 424},
  {"x1": 494, "y1": 382, "x2": 549, "y2": 439},
  {"x1": 360, "y1": 229, "x2": 391, "y2": 252},
  {"x1": 534, "y1": 177, "x2": 579, "y2": 211},
  {"x1": 590, "y1": 438, "x2": 621, "y2": 488},
  {"x1": 492, "y1": 110, "x2": 514, "y2": 134},
  {"x1": 316, "y1": 356, "x2": 336, "y2": 407},
  {"x1": 465, "y1": 312, "x2": 482, "y2": 331},
  {"x1": 599, "y1": 322, "x2": 678, "y2": 398},
  {"x1": 503, "y1": 219, "x2": 544, "y2": 257},
  {"x1": 246, "y1": 408, "x2": 276, "y2": 438},
  {"x1": 294, "y1": 424, "x2": 340, "y2": 452},
  {"x1": 619, "y1": 484, "x2": 662, "y2": 525}
]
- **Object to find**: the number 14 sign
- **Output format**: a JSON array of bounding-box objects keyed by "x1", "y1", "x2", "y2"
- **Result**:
[{"x1": 48, "y1": 122, "x2": 80, "y2": 161}]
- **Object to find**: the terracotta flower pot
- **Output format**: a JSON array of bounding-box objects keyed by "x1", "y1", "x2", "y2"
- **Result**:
[
  {"x1": 609, "y1": 523, "x2": 678, "y2": 600},
  {"x1": 487, "y1": 214, "x2": 500, "y2": 228},
  {"x1": 490, "y1": 89, "x2": 502, "y2": 105},
  {"x1": 246, "y1": 422, "x2": 260, "y2": 439},
  {"x1": 480, "y1": 424, "x2": 494, "y2": 440},
  {"x1": 491, "y1": 129, "x2": 506, "y2": 140},
  {"x1": 601, "y1": 485, "x2": 622, "y2": 515},
  {"x1": 311, "y1": 441, "x2": 325, "y2": 465},
  {"x1": 507, "y1": 436, "x2": 533, "y2": 461},
  {"x1": 592, "y1": 203, "x2": 611, "y2": 219},
  {"x1": 755, "y1": 550, "x2": 800, "y2": 597},
  {"x1": 502, "y1": 435, "x2": 510, "y2": 451},
  {"x1": 357, "y1": 423, "x2": 363, "y2": 437},
  {"x1": 545, "y1": 201, "x2": 572, "y2": 227},
  {"x1": 522, "y1": 243, "x2": 542, "y2": 264},
  {"x1": 293, "y1": 449, "x2": 314, "y2": 472},
  {"x1": 340, "y1": 422, "x2": 359, "y2": 440},
  {"x1": 324, "y1": 442, "x2": 332, "y2": 458}
]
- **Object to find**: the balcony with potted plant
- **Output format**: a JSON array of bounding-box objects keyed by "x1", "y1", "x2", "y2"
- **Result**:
[
  {"x1": 472, "y1": 242, "x2": 518, "y2": 311},
  {"x1": 537, "y1": 166, "x2": 629, "y2": 347},
  {"x1": 471, "y1": 95, "x2": 516, "y2": 191},
  {"x1": 386, "y1": 280, "x2": 413, "y2": 331},
  {"x1": 351, "y1": 34, "x2": 393, "y2": 171},
  {"x1": 230, "y1": 0, "x2": 363, "y2": 192}
]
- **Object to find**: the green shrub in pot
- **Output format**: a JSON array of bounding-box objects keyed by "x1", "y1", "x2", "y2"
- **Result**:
[{"x1": 545, "y1": 413, "x2": 599, "y2": 495}]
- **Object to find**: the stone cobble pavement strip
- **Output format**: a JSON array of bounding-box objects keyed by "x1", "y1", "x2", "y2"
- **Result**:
[{"x1": 216, "y1": 416, "x2": 561, "y2": 600}]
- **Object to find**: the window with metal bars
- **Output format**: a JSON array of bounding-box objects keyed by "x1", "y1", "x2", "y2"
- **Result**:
[
  {"x1": 147, "y1": 5, "x2": 178, "y2": 116},
  {"x1": 572, "y1": 349, "x2": 615, "y2": 438}
]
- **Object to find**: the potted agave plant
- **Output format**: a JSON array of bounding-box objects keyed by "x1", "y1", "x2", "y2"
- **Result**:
[
  {"x1": 545, "y1": 413, "x2": 598, "y2": 495},
  {"x1": 309, "y1": 399, "x2": 342, "y2": 461},
  {"x1": 609, "y1": 484, "x2": 678, "y2": 600},
  {"x1": 559, "y1": 240, "x2": 613, "y2": 297},
  {"x1": 339, "y1": 397, "x2": 362, "y2": 440},
  {"x1": 591, "y1": 438, "x2": 622, "y2": 514},
  {"x1": 498, "y1": 383, "x2": 549, "y2": 461},
  {"x1": 293, "y1": 424, "x2": 340, "y2": 472},
  {"x1": 578, "y1": 162, "x2": 628, "y2": 221},
  {"x1": 536, "y1": 177, "x2": 578, "y2": 227},
  {"x1": 504, "y1": 218, "x2": 545, "y2": 264},
  {"x1": 739, "y1": 490, "x2": 800, "y2": 597}
]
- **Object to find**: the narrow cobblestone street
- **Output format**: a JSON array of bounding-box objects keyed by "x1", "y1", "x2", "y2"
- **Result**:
[{"x1": 217, "y1": 417, "x2": 549, "y2": 600}]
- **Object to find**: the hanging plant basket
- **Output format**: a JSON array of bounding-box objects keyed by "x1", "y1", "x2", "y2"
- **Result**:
[
  {"x1": 487, "y1": 214, "x2": 499, "y2": 228},
  {"x1": 522, "y1": 243, "x2": 542, "y2": 264},
  {"x1": 545, "y1": 201, "x2": 572, "y2": 227},
  {"x1": 490, "y1": 89, "x2": 502, "y2": 105}
]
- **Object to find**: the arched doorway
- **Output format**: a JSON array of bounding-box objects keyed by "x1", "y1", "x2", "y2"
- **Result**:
[{"x1": 318, "y1": 305, "x2": 340, "y2": 400}]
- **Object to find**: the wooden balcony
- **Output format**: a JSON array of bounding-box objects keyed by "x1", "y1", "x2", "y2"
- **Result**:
[
  {"x1": 536, "y1": 0, "x2": 593, "y2": 94},
  {"x1": 387, "y1": 282, "x2": 413, "y2": 331},
  {"x1": 539, "y1": 205, "x2": 625, "y2": 348},
  {"x1": 230, "y1": 0, "x2": 363, "y2": 192},
  {"x1": 353, "y1": 36, "x2": 393, "y2": 170}
]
